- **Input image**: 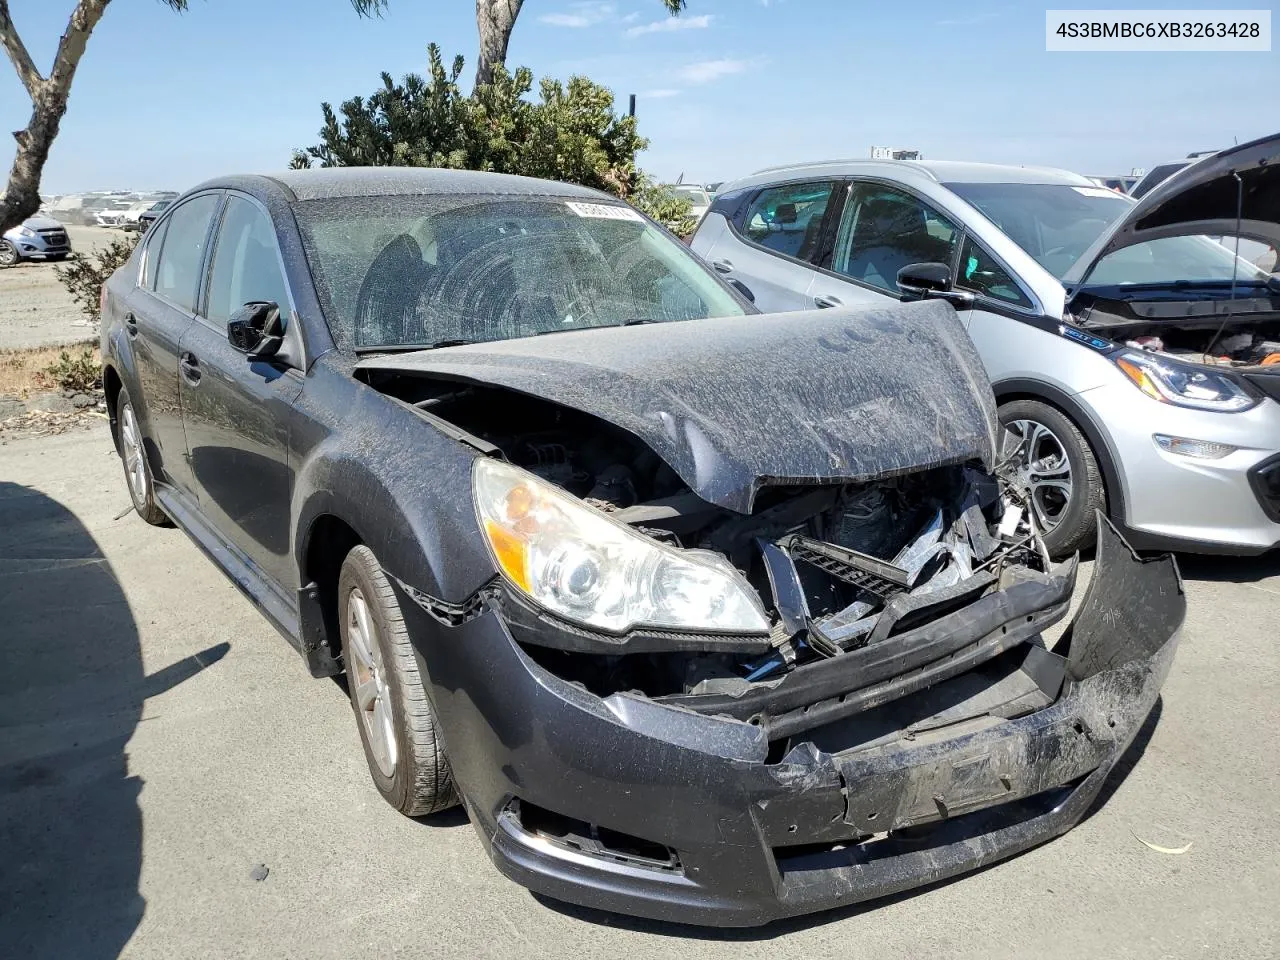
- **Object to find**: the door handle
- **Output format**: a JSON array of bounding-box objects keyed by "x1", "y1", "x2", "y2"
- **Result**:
[
  {"x1": 179, "y1": 351, "x2": 202, "y2": 385},
  {"x1": 814, "y1": 295, "x2": 843, "y2": 309},
  {"x1": 711, "y1": 259, "x2": 734, "y2": 274},
  {"x1": 124, "y1": 313, "x2": 138, "y2": 338}
]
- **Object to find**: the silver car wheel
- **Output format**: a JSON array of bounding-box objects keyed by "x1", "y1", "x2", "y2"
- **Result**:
[
  {"x1": 120, "y1": 403, "x2": 148, "y2": 503},
  {"x1": 347, "y1": 587, "x2": 398, "y2": 779},
  {"x1": 0, "y1": 240, "x2": 17, "y2": 267},
  {"x1": 1002, "y1": 419, "x2": 1073, "y2": 532}
]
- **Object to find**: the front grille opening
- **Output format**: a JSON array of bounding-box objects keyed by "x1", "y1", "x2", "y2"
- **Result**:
[
  {"x1": 772, "y1": 776, "x2": 1086, "y2": 878},
  {"x1": 513, "y1": 799, "x2": 682, "y2": 872}
]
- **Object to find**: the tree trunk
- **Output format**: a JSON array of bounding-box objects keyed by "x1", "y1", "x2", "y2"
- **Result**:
[
  {"x1": 474, "y1": 0, "x2": 523, "y2": 90},
  {"x1": 0, "y1": 0, "x2": 111, "y2": 236},
  {"x1": 1, "y1": 91, "x2": 68, "y2": 233}
]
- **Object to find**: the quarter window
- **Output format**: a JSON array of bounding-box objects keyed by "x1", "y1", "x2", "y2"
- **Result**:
[
  {"x1": 152, "y1": 194, "x2": 219, "y2": 312},
  {"x1": 957, "y1": 236, "x2": 1032, "y2": 308},
  {"x1": 139, "y1": 218, "x2": 169, "y2": 291},
  {"x1": 738, "y1": 181, "x2": 834, "y2": 262},
  {"x1": 832, "y1": 184, "x2": 959, "y2": 294},
  {"x1": 206, "y1": 196, "x2": 292, "y2": 325}
]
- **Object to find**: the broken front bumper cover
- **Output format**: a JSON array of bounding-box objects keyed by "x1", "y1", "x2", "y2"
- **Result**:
[{"x1": 401, "y1": 518, "x2": 1183, "y2": 927}]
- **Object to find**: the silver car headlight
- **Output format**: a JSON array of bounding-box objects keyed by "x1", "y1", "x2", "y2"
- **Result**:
[
  {"x1": 18, "y1": 225, "x2": 36, "y2": 238},
  {"x1": 1114, "y1": 350, "x2": 1257, "y2": 413},
  {"x1": 473, "y1": 457, "x2": 769, "y2": 635}
]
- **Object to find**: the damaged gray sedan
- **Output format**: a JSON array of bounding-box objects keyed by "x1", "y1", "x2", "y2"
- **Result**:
[{"x1": 99, "y1": 168, "x2": 1184, "y2": 926}]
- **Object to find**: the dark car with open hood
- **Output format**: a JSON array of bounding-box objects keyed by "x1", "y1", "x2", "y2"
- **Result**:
[{"x1": 99, "y1": 168, "x2": 1184, "y2": 926}]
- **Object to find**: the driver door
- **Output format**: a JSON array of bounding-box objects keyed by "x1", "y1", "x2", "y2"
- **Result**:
[{"x1": 178, "y1": 194, "x2": 303, "y2": 594}]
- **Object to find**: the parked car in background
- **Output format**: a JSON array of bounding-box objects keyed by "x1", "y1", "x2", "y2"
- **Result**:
[
  {"x1": 1129, "y1": 150, "x2": 1218, "y2": 200},
  {"x1": 0, "y1": 216, "x2": 72, "y2": 265},
  {"x1": 136, "y1": 200, "x2": 171, "y2": 233},
  {"x1": 669, "y1": 183, "x2": 713, "y2": 221},
  {"x1": 120, "y1": 199, "x2": 167, "y2": 230},
  {"x1": 99, "y1": 167, "x2": 1181, "y2": 926},
  {"x1": 692, "y1": 134, "x2": 1280, "y2": 557}
]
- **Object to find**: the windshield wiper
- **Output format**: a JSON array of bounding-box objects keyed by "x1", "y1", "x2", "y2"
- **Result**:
[{"x1": 353, "y1": 339, "x2": 475, "y2": 355}]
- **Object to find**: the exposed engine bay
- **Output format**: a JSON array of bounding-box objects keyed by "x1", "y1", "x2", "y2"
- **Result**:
[{"x1": 370, "y1": 376, "x2": 1057, "y2": 703}]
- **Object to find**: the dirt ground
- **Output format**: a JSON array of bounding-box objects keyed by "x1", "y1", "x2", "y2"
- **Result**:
[{"x1": 0, "y1": 225, "x2": 118, "y2": 350}]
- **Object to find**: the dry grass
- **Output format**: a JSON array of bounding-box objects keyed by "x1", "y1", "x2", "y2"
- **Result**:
[{"x1": 0, "y1": 340, "x2": 97, "y2": 398}]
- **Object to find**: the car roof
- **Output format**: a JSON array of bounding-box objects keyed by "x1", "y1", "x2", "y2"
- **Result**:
[
  {"x1": 186, "y1": 167, "x2": 617, "y2": 204},
  {"x1": 722, "y1": 159, "x2": 1093, "y2": 193}
]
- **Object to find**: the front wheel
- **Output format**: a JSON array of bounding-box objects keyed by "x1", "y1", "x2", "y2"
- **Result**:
[
  {"x1": 338, "y1": 545, "x2": 458, "y2": 817},
  {"x1": 998, "y1": 399, "x2": 1106, "y2": 558},
  {"x1": 0, "y1": 240, "x2": 18, "y2": 267}
]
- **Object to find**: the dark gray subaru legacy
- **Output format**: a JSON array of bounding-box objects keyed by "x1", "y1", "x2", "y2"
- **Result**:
[{"x1": 99, "y1": 168, "x2": 1183, "y2": 926}]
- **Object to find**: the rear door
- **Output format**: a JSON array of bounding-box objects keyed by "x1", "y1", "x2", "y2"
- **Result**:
[
  {"x1": 122, "y1": 191, "x2": 221, "y2": 500},
  {"x1": 178, "y1": 193, "x2": 303, "y2": 593},
  {"x1": 810, "y1": 180, "x2": 963, "y2": 313},
  {"x1": 697, "y1": 180, "x2": 838, "y2": 312}
]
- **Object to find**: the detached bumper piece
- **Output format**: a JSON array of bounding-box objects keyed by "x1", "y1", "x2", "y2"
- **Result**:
[{"x1": 412, "y1": 518, "x2": 1183, "y2": 926}]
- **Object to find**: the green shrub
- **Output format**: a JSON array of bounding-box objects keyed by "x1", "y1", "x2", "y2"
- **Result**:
[
  {"x1": 41, "y1": 347, "x2": 102, "y2": 393},
  {"x1": 53, "y1": 234, "x2": 139, "y2": 322}
]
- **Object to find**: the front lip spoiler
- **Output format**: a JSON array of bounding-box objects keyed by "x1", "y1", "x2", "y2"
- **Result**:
[{"x1": 474, "y1": 516, "x2": 1185, "y2": 926}]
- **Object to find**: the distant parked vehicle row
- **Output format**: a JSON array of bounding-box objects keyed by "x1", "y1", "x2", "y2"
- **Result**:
[{"x1": 691, "y1": 134, "x2": 1280, "y2": 557}]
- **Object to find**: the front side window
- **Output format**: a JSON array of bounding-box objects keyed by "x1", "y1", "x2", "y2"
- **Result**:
[
  {"x1": 957, "y1": 235, "x2": 1033, "y2": 308},
  {"x1": 152, "y1": 194, "x2": 220, "y2": 312},
  {"x1": 206, "y1": 196, "x2": 292, "y2": 326},
  {"x1": 737, "y1": 181, "x2": 834, "y2": 262},
  {"x1": 832, "y1": 183, "x2": 960, "y2": 294},
  {"x1": 293, "y1": 195, "x2": 748, "y2": 350}
]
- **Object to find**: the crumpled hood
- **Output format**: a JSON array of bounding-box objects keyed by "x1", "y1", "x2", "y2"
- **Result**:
[{"x1": 356, "y1": 300, "x2": 1000, "y2": 514}]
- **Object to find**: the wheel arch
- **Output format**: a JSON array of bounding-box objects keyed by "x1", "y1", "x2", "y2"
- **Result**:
[
  {"x1": 102, "y1": 363, "x2": 123, "y2": 450},
  {"x1": 992, "y1": 378, "x2": 1127, "y2": 524}
]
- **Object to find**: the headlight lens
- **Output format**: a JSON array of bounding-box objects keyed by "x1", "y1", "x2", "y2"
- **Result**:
[
  {"x1": 473, "y1": 457, "x2": 770, "y2": 635},
  {"x1": 18, "y1": 225, "x2": 35, "y2": 238},
  {"x1": 1114, "y1": 350, "x2": 1257, "y2": 412}
]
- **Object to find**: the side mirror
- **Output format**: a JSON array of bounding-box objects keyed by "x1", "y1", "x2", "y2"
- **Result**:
[
  {"x1": 726, "y1": 277, "x2": 755, "y2": 303},
  {"x1": 227, "y1": 301, "x2": 284, "y2": 361},
  {"x1": 896, "y1": 262, "x2": 974, "y2": 308}
]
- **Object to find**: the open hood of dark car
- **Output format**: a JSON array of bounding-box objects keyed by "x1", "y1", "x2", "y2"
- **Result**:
[
  {"x1": 355, "y1": 301, "x2": 999, "y2": 514},
  {"x1": 1063, "y1": 132, "x2": 1280, "y2": 290}
]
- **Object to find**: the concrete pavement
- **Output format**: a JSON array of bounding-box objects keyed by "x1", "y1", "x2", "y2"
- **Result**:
[{"x1": 1, "y1": 424, "x2": 1278, "y2": 959}]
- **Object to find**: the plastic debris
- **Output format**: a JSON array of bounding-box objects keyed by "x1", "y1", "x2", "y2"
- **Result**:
[
  {"x1": 1133, "y1": 834, "x2": 1193, "y2": 855},
  {"x1": 250, "y1": 864, "x2": 270, "y2": 881}
]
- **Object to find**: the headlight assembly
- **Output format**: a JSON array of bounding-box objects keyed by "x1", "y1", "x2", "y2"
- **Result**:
[
  {"x1": 1114, "y1": 350, "x2": 1257, "y2": 413},
  {"x1": 18, "y1": 226, "x2": 36, "y2": 238},
  {"x1": 473, "y1": 457, "x2": 770, "y2": 636}
]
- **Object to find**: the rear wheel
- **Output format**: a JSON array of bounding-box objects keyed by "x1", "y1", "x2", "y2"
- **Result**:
[
  {"x1": 998, "y1": 399, "x2": 1105, "y2": 557},
  {"x1": 338, "y1": 545, "x2": 458, "y2": 817},
  {"x1": 116, "y1": 388, "x2": 168, "y2": 525}
]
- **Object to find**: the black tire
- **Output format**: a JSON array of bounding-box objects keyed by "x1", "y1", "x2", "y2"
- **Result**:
[
  {"x1": 115, "y1": 387, "x2": 169, "y2": 526},
  {"x1": 998, "y1": 399, "x2": 1105, "y2": 558},
  {"x1": 338, "y1": 545, "x2": 458, "y2": 817}
]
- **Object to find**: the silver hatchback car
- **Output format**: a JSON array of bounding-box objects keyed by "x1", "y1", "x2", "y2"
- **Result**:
[{"x1": 692, "y1": 135, "x2": 1280, "y2": 557}]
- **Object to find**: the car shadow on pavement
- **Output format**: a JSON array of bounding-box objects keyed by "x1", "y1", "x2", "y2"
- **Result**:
[
  {"x1": 532, "y1": 698, "x2": 1165, "y2": 941},
  {"x1": 0, "y1": 481, "x2": 227, "y2": 959},
  {"x1": 1175, "y1": 551, "x2": 1280, "y2": 584}
]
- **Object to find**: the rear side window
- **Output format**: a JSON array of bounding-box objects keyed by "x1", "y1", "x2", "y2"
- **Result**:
[
  {"x1": 957, "y1": 236, "x2": 1033, "y2": 308},
  {"x1": 738, "y1": 181, "x2": 834, "y2": 262},
  {"x1": 152, "y1": 194, "x2": 219, "y2": 312},
  {"x1": 205, "y1": 196, "x2": 292, "y2": 326}
]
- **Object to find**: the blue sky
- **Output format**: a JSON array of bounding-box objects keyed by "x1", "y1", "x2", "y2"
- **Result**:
[{"x1": 2, "y1": 0, "x2": 1275, "y2": 194}]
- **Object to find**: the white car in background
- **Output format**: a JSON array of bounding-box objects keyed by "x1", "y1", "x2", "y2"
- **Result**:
[{"x1": 669, "y1": 184, "x2": 713, "y2": 222}]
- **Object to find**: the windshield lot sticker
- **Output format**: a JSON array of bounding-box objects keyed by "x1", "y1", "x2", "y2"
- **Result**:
[
  {"x1": 1073, "y1": 186, "x2": 1123, "y2": 199},
  {"x1": 566, "y1": 201, "x2": 644, "y2": 222}
]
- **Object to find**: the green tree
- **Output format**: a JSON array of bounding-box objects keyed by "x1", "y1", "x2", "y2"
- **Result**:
[
  {"x1": 293, "y1": 44, "x2": 694, "y2": 233},
  {"x1": 352, "y1": 1, "x2": 687, "y2": 90}
]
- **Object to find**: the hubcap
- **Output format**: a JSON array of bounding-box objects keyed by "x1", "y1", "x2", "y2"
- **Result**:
[
  {"x1": 346, "y1": 587, "x2": 397, "y2": 778},
  {"x1": 1002, "y1": 419, "x2": 1073, "y2": 532},
  {"x1": 120, "y1": 404, "x2": 147, "y2": 503},
  {"x1": 0, "y1": 242, "x2": 16, "y2": 266}
]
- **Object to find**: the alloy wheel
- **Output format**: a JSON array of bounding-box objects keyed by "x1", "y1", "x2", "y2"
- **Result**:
[
  {"x1": 346, "y1": 587, "x2": 398, "y2": 778},
  {"x1": 120, "y1": 403, "x2": 148, "y2": 504},
  {"x1": 0, "y1": 241, "x2": 17, "y2": 267},
  {"x1": 1001, "y1": 419, "x2": 1074, "y2": 532}
]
